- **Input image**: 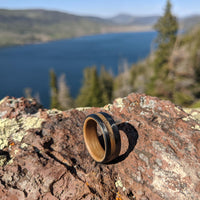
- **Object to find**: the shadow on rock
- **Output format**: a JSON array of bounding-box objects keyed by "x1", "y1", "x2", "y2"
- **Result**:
[{"x1": 109, "y1": 122, "x2": 138, "y2": 164}]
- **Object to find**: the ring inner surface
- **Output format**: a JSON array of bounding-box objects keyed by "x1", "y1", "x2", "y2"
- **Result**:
[{"x1": 84, "y1": 118, "x2": 105, "y2": 162}]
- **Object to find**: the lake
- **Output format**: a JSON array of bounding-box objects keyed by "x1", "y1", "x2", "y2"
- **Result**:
[{"x1": 0, "y1": 31, "x2": 156, "y2": 108}]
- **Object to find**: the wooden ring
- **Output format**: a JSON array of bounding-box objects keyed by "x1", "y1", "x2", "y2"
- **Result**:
[{"x1": 83, "y1": 112, "x2": 121, "y2": 163}]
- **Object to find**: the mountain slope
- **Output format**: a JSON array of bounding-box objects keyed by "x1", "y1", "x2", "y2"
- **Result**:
[
  {"x1": 0, "y1": 9, "x2": 110, "y2": 47},
  {"x1": 0, "y1": 9, "x2": 155, "y2": 47},
  {"x1": 0, "y1": 9, "x2": 199, "y2": 47},
  {"x1": 108, "y1": 14, "x2": 159, "y2": 26},
  {"x1": 179, "y1": 15, "x2": 200, "y2": 30},
  {"x1": 108, "y1": 13, "x2": 200, "y2": 30}
]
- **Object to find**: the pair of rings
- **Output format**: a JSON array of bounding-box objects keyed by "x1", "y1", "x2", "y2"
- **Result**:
[{"x1": 83, "y1": 112, "x2": 121, "y2": 163}]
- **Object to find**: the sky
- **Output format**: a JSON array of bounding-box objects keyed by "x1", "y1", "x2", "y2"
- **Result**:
[{"x1": 0, "y1": 0, "x2": 199, "y2": 17}]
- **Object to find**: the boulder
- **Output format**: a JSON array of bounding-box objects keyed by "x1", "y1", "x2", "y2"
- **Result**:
[{"x1": 0, "y1": 94, "x2": 199, "y2": 200}]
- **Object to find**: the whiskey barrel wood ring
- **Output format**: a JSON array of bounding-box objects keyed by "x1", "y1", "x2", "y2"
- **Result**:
[{"x1": 83, "y1": 112, "x2": 121, "y2": 163}]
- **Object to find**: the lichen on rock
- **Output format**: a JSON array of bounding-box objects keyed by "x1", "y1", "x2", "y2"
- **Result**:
[
  {"x1": 0, "y1": 93, "x2": 200, "y2": 200},
  {"x1": 0, "y1": 115, "x2": 44, "y2": 150},
  {"x1": 0, "y1": 118, "x2": 19, "y2": 149},
  {"x1": 183, "y1": 108, "x2": 200, "y2": 121}
]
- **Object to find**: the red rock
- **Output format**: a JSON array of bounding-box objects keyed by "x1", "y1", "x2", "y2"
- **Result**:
[{"x1": 0, "y1": 93, "x2": 200, "y2": 199}]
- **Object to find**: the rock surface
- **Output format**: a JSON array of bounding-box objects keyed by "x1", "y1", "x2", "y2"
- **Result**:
[{"x1": 0, "y1": 94, "x2": 200, "y2": 200}]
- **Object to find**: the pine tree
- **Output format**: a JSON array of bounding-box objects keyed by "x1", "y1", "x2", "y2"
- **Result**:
[
  {"x1": 147, "y1": 0, "x2": 178, "y2": 99},
  {"x1": 57, "y1": 73, "x2": 73, "y2": 110},
  {"x1": 192, "y1": 28, "x2": 200, "y2": 100},
  {"x1": 154, "y1": 0, "x2": 178, "y2": 70},
  {"x1": 49, "y1": 69, "x2": 59, "y2": 109},
  {"x1": 76, "y1": 67, "x2": 103, "y2": 107}
]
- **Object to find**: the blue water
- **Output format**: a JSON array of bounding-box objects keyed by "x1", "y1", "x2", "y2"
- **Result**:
[{"x1": 0, "y1": 32, "x2": 156, "y2": 108}]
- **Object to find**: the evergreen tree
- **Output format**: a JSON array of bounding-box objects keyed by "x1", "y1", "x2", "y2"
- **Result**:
[
  {"x1": 99, "y1": 66, "x2": 113, "y2": 104},
  {"x1": 192, "y1": 28, "x2": 200, "y2": 98},
  {"x1": 49, "y1": 69, "x2": 59, "y2": 109},
  {"x1": 147, "y1": 0, "x2": 178, "y2": 99},
  {"x1": 154, "y1": 0, "x2": 178, "y2": 70},
  {"x1": 57, "y1": 73, "x2": 73, "y2": 110},
  {"x1": 76, "y1": 66, "x2": 103, "y2": 107}
]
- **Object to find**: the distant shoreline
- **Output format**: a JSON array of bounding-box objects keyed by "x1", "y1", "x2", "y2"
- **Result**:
[
  {"x1": 0, "y1": 9, "x2": 197, "y2": 49},
  {"x1": 0, "y1": 28, "x2": 154, "y2": 49}
]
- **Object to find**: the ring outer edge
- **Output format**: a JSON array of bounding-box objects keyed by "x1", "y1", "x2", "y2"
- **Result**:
[
  {"x1": 83, "y1": 112, "x2": 121, "y2": 163},
  {"x1": 83, "y1": 113, "x2": 111, "y2": 163}
]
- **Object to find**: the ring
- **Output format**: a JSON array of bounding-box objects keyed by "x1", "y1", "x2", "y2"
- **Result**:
[{"x1": 83, "y1": 112, "x2": 121, "y2": 163}]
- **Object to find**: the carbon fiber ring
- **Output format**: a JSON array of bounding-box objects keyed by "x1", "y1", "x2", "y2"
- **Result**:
[{"x1": 83, "y1": 112, "x2": 121, "y2": 163}]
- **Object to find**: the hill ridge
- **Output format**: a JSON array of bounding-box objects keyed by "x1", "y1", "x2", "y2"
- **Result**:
[{"x1": 0, "y1": 9, "x2": 199, "y2": 47}]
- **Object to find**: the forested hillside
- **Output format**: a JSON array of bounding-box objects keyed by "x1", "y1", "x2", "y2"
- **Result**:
[{"x1": 114, "y1": 25, "x2": 200, "y2": 107}]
